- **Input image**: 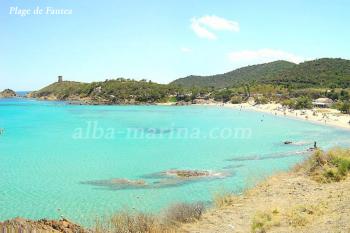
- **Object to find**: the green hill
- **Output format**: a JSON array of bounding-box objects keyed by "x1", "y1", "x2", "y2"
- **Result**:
[
  {"x1": 28, "y1": 79, "x2": 184, "y2": 104},
  {"x1": 171, "y1": 58, "x2": 350, "y2": 89},
  {"x1": 265, "y1": 58, "x2": 350, "y2": 88},
  {"x1": 171, "y1": 60, "x2": 296, "y2": 88}
]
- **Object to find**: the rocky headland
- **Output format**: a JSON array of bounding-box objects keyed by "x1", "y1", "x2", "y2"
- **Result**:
[{"x1": 0, "y1": 89, "x2": 16, "y2": 98}]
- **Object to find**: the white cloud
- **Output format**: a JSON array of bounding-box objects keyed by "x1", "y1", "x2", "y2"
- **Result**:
[
  {"x1": 180, "y1": 47, "x2": 192, "y2": 53},
  {"x1": 228, "y1": 49, "x2": 304, "y2": 64},
  {"x1": 191, "y1": 15, "x2": 239, "y2": 40}
]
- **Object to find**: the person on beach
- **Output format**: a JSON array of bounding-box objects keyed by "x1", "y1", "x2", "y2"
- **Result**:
[{"x1": 314, "y1": 141, "x2": 317, "y2": 149}]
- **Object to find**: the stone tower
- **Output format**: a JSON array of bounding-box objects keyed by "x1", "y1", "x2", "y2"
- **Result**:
[{"x1": 58, "y1": 76, "x2": 63, "y2": 83}]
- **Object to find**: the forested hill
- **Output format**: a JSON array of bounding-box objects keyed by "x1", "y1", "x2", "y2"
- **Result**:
[
  {"x1": 171, "y1": 60, "x2": 296, "y2": 88},
  {"x1": 171, "y1": 58, "x2": 350, "y2": 89},
  {"x1": 27, "y1": 79, "x2": 185, "y2": 104}
]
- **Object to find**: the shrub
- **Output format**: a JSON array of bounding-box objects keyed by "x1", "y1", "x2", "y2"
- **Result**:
[
  {"x1": 163, "y1": 202, "x2": 205, "y2": 225},
  {"x1": 94, "y1": 211, "x2": 171, "y2": 233},
  {"x1": 254, "y1": 96, "x2": 269, "y2": 105},
  {"x1": 286, "y1": 205, "x2": 324, "y2": 227},
  {"x1": 281, "y1": 99, "x2": 296, "y2": 109},
  {"x1": 230, "y1": 96, "x2": 243, "y2": 104},
  {"x1": 294, "y1": 96, "x2": 312, "y2": 109},
  {"x1": 213, "y1": 192, "x2": 236, "y2": 208},
  {"x1": 338, "y1": 101, "x2": 350, "y2": 114},
  {"x1": 251, "y1": 210, "x2": 280, "y2": 233},
  {"x1": 297, "y1": 148, "x2": 350, "y2": 182}
]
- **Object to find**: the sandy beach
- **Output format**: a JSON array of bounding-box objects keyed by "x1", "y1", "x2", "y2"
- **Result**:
[{"x1": 191, "y1": 102, "x2": 350, "y2": 130}]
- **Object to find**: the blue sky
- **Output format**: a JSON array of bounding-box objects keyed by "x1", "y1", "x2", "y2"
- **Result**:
[{"x1": 1, "y1": 0, "x2": 349, "y2": 91}]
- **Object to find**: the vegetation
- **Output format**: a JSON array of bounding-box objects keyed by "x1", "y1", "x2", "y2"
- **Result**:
[
  {"x1": 338, "y1": 101, "x2": 350, "y2": 114},
  {"x1": 0, "y1": 89, "x2": 17, "y2": 98},
  {"x1": 213, "y1": 191, "x2": 236, "y2": 208},
  {"x1": 296, "y1": 148, "x2": 350, "y2": 183},
  {"x1": 171, "y1": 58, "x2": 350, "y2": 89},
  {"x1": 251, "y1": 210, "x2": 281, "y2": 233},
  {"x1": 286, "y1": 205, "x2": 324, "y2": 228},
  {"x1": 28, "y1": 79, "x2": 188, "y2": 104},
  {"x1": 94, "y1": 211, "x2": 171, "y2": 233},
  {"x1": 163, "y1": 202, "x2": 204, "y2": 225},
  {"x1": 171, "y1": 60, "x2": 295, "y2": 88},
  {"x1": 281, "y1": 96, "x2": 313, "y2": 109},
  {"x1": 26, "y1": 58, "x2": 350, "y2": 111},
  {"x1": 94, "y1": 202, "x2": 204, "y2": 233}
]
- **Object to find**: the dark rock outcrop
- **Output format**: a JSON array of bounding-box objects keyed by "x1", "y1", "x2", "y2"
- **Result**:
[
  {"x1": 0, "y1": 217, "x2": 89, "y2": 233},
  {"x1": 0, "y1": 89, "x2": 16, "y2": 98}
]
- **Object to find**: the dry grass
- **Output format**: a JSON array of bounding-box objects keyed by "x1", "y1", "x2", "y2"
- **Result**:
[
  {"x1": 251, "y1": 209, "x2": 281, "y2": 233},
  {"x1": 296, "y1": 148, "x2": 350, "y2": 183},
  {"x1": 213, "y1": 191, "x2": 236, "y2": 208},
  {"x1": 163, "y1": 202, "x2": 205, "y2": 225},
  {"x1": 94, "y1": 202, "x2": 204, "y2": 233},
  {"x1": 250, "y1": 204, "x2": 325, "y2": 233},
  {"x1": 94, "y1": 211, "x2": 171, "y2": 233},
  {"x1": 286, "y1": 204, "x2": 324, "y2": 228}
]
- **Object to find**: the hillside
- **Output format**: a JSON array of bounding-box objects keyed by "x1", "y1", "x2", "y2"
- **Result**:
[
  {"x1": 267, "y1": 58, "x2": 350, "y2": 88},
  {"x1": 171, "y1": 58, "x2": 350, "y2": 89},
  {"x1": 27, "y1": 79, "x2": 185, "y2": 104},
  {"x1": 171, "y1": 60, "x2": 296, "y2": 88}
]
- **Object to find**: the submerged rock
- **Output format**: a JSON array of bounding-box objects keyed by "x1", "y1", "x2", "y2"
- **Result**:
[
  {"x1": 227, "y1": 150, "x2": 310, "y2": 162},
  {"x1": 166, "y1": 169, "x2": 210, "y2": 178},
  {"x1": 143, "y1": 169, "x2": 229, "y2": 180},
  {"x1": 82, "y1": 169, "x2": 232, "y2": 190},
  {"x1": 81, "y1": 178, "x2": 147, "y2": 189}
]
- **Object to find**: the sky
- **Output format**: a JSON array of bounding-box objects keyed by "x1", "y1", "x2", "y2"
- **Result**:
[{"x1": 0, "y1": 0, "x2": 349, "y2": 91}]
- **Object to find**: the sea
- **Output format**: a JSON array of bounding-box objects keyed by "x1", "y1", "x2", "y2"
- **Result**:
[{"x1": 1, "y1": 98, "x2": 349, "y2": 225}]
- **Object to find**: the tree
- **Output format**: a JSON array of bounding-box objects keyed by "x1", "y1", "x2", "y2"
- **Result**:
[
  {"x1": 231, "y1": 96, "x2": 243, "y2": 104},
  {"x1": 340, "y1": 90, "x2": 350, "y2": 101},
  {"x1": 339, "y1": 101, "x2": 350, "y2": 114},
  {"x1": 295, "y1": 96, "x2": 312, "y2": 109}
]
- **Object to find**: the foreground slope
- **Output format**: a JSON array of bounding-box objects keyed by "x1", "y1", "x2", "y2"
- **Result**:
[
  {"x1": 180, "y1": 173, "x2": 350, "y2": 233},
  {"x1": 181, "y1": 148, "x2": 350, "y2": 233}
]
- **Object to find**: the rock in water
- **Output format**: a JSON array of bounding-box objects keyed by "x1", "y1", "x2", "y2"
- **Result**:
[{"x1": 0, "y1": 89, "x2": 16, "y2": 98}]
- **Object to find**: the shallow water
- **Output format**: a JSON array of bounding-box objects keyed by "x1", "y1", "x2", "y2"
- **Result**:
[{"x1": 1, "y1": 98, "x2": 349, "y2": 225}]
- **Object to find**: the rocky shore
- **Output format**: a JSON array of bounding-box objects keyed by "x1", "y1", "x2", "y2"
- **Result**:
[{"x1": 0, "y1": 217, "x2": 89, "y2": 233}]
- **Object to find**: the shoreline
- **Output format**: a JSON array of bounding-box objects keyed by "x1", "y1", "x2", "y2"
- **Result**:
[
  {"x1": 191, "y1": 102, "x2": 350, "y2": 131},
  {"x1": 6, "y1": 97, "x2": 350, "y2": 130}
]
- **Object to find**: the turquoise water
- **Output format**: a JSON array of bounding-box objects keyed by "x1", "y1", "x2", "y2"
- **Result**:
[{"x1": 1, "y1": 98, "x2": 350, "y2": 225}]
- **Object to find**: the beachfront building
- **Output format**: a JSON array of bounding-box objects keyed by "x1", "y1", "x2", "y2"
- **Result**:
[{"x1": 312, "y1": 98, "x2": 333, "y2": 108}]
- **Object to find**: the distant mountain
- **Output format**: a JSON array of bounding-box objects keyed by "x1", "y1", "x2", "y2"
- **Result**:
[{"x1": 171, "y1": 58, "x2": 350, "y2": 89}]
